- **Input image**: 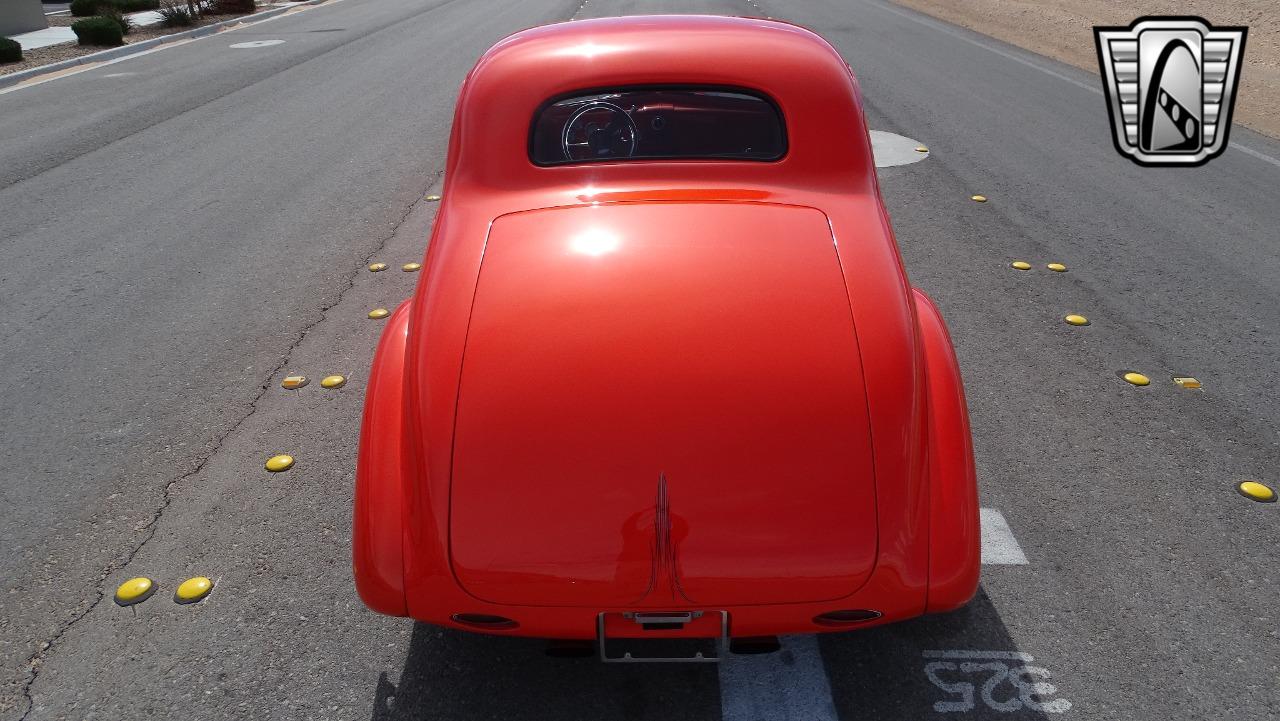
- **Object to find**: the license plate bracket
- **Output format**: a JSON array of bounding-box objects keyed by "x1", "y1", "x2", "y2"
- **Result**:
[{"x1": 596, "y1": 610, "x2": 729, "y2": 663}]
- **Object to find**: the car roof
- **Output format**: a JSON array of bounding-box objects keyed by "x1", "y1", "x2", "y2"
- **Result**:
[{"x1": 445, "y1": 15, "x2": 877, "y2": 197}]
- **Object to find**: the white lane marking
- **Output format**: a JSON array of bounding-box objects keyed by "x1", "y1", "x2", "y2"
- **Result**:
[
  {"x1": 230, "y1": 39, "x2": 285, "y2": 48},
  {"x1": 718, "y1": 510, "x2": 1027, "y2": 720},
  {"x1": 923, "y1": 650, "x2": 1072, "y2": 713},
  {"x1": 859, "y1": 0, "x2": 1280, "y2": 169},
  {"x1": 0, "y1": 40, "x2": 180, "y2": 96},
  {"x1": 1231, "y1": 141, "x2": 1280, "y2": 169},
  {"x1": 0, "y1": 0, "x2": 352, "y2": 96},
  {"x1": 864, "y1": 0, "x2": 1096, "y2": 92},
  {"x1": 980, "y1": 508, "x2": 1028, "y2": 565},
  {"x1": 720, "y1": 634, "x2": 838, "y2": 721},
  {"x1": 870, "y1": 129, "x2": 928, "y2": 167}
]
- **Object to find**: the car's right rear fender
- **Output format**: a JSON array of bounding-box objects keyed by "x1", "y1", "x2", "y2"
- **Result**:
[{"x1": 914, "y1": 289, "x2": 981, "y2": 613}]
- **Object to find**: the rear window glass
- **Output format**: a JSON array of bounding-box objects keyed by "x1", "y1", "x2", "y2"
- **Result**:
[{"x1": 530, "y1": 88, "x2": 786, "y2": 165}]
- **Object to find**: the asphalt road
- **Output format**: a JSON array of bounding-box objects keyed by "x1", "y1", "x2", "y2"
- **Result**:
[{"x1": 1, "y1": 0, "x2": 1277, "y2": 719}]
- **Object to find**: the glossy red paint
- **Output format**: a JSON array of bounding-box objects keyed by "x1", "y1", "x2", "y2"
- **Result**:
[
  {"x1": 452, "y1": 203, "x2": 878, "y2": 608},
  {"x1": 915, "y1": 289, "x2": 982, "y2": 612},
  {"x1": 352, "y1": 300, "x2": 410, "y2": 617},
  {"x1": 353, "y1": 15, "x2": 979, "y2": 641}
]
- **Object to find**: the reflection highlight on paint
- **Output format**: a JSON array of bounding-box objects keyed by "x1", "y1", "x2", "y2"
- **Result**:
[
  {"x1": 556, "y1": 42, "x2": 622, "y2": 59},
  {"x1": 569, "y1": 228, "x2": 621, "y2": 257}
]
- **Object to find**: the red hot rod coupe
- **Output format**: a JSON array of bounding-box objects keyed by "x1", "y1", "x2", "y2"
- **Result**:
[{"x1": 354, "y1": 15, "x2": 979, "y2": 660}]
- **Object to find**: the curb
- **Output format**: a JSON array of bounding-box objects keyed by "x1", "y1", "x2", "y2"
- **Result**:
[{"x1": 0, "y1": 0, "x2": 326, "y2": 90}]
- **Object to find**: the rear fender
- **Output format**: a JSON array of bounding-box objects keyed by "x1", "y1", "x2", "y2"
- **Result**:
[
  {"x1": 914, "y1": 289, "x2": 980, "y2": 612},
  {"x1": 353, "y1": 300, "x2": 412, "y2": 616}
]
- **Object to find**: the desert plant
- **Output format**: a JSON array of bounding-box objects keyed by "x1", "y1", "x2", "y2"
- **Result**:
[
  {"x1": 0, "y1": 37, "x2": 21, "y2": 64},
  {"x1": 157, "y1": 0, "x2": 195, "y2": 26},
  {"x1": 208, "y1": 0, "x2": 253, "y2": 13},
  {"x1": 72, "y1": 16, "x2": 125, "y2": 46},
  {"x1": 98, "y1": 5, "x2": 134, "y2": 34},
  {"x1": 71, "y1": 0, "x2": 158, "y2": 14}
]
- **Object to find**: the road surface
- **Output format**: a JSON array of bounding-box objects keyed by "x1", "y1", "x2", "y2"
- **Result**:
[{"x1": 1, "y1": 0, "x2": 1277, "y2": 718}]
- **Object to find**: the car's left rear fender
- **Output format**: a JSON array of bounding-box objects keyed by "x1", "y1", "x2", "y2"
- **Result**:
[{"x1": 353, "y1": 300, "x2": 411, "y2": 617}]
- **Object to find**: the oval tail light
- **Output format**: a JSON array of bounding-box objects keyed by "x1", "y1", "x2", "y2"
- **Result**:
[
  {"x1": 451, "y1": 613, "x2": 519, "y2": 630},
  {"x1": 813, "y1": 609, "x2": 882, "y2": 627}
]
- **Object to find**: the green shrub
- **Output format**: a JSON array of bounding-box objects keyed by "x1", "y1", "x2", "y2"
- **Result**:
[
  {"x1": 115, "y1": 0, "x2": 160, "y2": 11},
  {"x1": 70, "y1": 0, "x2": 158, "y2": 15},
  {"x1": 99, "y1": 6, "x2": 134, "y2": 34},
  {"x1": 72, "y1": 17, "x2": 125, "y2": 46},
  {"x1": 0, "y1": 37, "x2": 21, "y2": 64}
]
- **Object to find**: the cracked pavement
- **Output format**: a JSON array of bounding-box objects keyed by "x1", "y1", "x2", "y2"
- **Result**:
[
  {"x1": 0, "y1": 0, "x2": 572, "y2": 715},
  {"x1": 17, "y1": 185, "x2": 441, "y2": 720}
]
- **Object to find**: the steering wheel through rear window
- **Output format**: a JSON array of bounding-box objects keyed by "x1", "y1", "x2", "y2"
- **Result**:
[{"x1": 560, "y1": 102, "x2": 639, "y2": 161}]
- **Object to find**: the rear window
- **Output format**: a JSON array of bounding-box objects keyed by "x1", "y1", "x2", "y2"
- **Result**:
[{"x1": 530, "y1": 88, "x2": 786, "y2": 165}]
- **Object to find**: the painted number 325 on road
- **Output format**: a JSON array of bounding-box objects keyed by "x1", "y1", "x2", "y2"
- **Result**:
[{"x1": 923, "y1": 650, "x2": 1073, "y2": 714}]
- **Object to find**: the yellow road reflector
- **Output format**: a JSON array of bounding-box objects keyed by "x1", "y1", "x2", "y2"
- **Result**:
[
  {"x1": 368, "y1": 262, "x2": 388, "y2": 272},
  {"x1": 265, "y1": 454, "x2": 294, "y2": 472},
  {"x1": 402, "y1": 262, "x2": 422, "y2": 272},
  {"x1": 281, "y1": 375, "x2": 308, "y2": 389},
  {"x1": 368, "y1": 308, "x2": 390, "y2": 319},
  {"x1": 1047, "y1": 263, "x2": 1068, "y2": 272},
  {"x1": 425, "y1": 194, "x2": 441, "y2": 201},
  {"x1": 320, "y1": 374, "x2": 346, "y2": 389},
  {"x1": 914, "y1": 146, "x2": 929, "y2": 153},
  {"x1": 1064, "y1": 314, "x2": 1090, "y2": 326},
  {"x1": 1172, "y1": 376, "x2": 1202, "y2": 389},
  {"x1": 1010, "y1": 261, "x2": 1031, "y2": 270},
  {"x1": 1237, "y1": 481, "x2": 1277, "y2": 503},
  {"x1": 1122, "y1": 372, "x2": 1150, "y2": 386},
  {"x1": 114, "y1": 577, "x2": 155, "y2": 606},
  {"x1": 174, "y1": 576, "x2": 213, "y2": 604},
  {"x1": 970, "y1": 194, "x2": 987, "y2": 202}
]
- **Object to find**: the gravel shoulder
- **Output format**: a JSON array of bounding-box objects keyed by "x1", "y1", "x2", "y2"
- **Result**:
[{"x1": 890, "y1": 0, "x2": 1280, "y2": 139}]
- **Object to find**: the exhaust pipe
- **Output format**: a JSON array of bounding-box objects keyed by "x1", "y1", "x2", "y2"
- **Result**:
[
  {"x1": 545, "y1": 639, "x2": 595, "y2": 658},
  {"x1": 730, "y1": 636, "x2": 782, "y2": 655}
]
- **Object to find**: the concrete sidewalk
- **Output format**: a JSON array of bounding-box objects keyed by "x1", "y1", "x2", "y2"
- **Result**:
[{"x1": 12, "y1": 25, "x2": 74, "y2": 50}]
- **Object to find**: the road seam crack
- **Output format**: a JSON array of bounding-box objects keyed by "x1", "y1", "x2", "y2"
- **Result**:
[{"x1": 14, "y1": 174, "x2": 437, "y2": 721}]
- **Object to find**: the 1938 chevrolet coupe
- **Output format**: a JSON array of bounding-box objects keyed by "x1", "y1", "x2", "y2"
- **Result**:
[{"x1": 354, "y1": 14, "x2": 978, "y2": 660}]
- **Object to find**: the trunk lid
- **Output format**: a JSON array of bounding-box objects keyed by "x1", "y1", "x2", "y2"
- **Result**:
[{"x1": 449, "y1": 202, "x2": 877, "y2": 607}]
